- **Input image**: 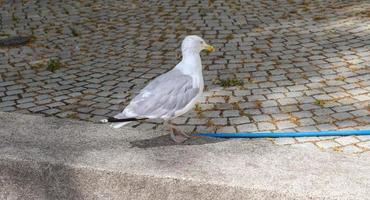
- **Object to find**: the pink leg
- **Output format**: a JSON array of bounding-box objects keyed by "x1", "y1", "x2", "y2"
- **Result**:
[{"x1": 167, "y1": 121, "x2": 190, "y2": 143}]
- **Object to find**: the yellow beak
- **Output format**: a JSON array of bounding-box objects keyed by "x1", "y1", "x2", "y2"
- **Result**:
[{"x1": 204, "y1": 44, "x2": 215, "y2": 52}]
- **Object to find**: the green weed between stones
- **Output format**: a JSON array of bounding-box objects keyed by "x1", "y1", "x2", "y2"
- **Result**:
[
  {"x1": 225, "y1": 33, "x2": 234, "y2": 40},
  {"x1": 12, "y1": 15, "x2": 19, "y2": 23},
  {"x1": 66, "y1": 113, "x2": 79, "y2": 119},
  {"x1": 313, "y1": 15, "x2": 327, "y2": 21},
  {"x1": 218, "y1": 78, "x2": 244, "y2": 87},
  {"x1": 314, "y1": 99, "x2": 326, "y2": 107},
  {"x1": 47, "y1": 59, "x2": 62, "y2": 72},
  {"x1": 70, "y1": 27, "x2": 80, "y2": 37}
]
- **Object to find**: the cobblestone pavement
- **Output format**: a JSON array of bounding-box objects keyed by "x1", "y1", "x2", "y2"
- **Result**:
[{"x1": 1, "y1": 0, "x2": 370, "y2": 154}]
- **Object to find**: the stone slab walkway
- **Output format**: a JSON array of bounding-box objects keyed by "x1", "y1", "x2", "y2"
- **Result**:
[{"x1": 0, "y1": 0, "x2": 370, "y2": 153}]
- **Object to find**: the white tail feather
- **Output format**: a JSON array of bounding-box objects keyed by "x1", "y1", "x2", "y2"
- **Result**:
[
  {"x1": 110, "y1": 122, "x2": 130, "y2": 129},
  {"x1": 100, "y1": 119, "x2": 108, "y2": 123}
]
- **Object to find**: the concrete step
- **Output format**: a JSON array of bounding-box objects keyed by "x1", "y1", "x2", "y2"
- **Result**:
[{"x1": 0, "y1": 112, "x2": 369, "y2": 200}]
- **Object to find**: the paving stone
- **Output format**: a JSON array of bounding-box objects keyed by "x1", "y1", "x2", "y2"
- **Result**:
[
  {"x1": 257, "y1": 122, "x2": 276, "y2": 131},
  {"x1": 215, "y1": 103, "x2": 234, "y2": 110},
  {"x1": 223, "y1": 110, "x2": 240, "y2": 117},
  {"x1": 237, "y1": 124, "x2": 258, "y2": 132},
  {"x1": 252, "y1": 115, "x2": 272, "y2": 122},
  {"x1": 216, "y1": 126, "x2": 236, "y2": 133},
  {"x1": 5, "y1": 90, "x2": 23, "y2": 95},
  {"x1": 351, "y1": 109, "x2": 370, "y2": 117},
  {"x1": 35, "y1": 95, "x2": 50, "y2": 101},
  {"x1": 335, "y1": 120, "x2": 358, "y2": 128},
  {"x1": 77, "y1": 107, "x2": 94, "y2": 113},
  {"x1": 295, "y1": 125, "x2": 319, "y2": 132},
  {"x1": 287, "y1": 85, "x2": 307, "y2": 91},
  {"x1": 91, "y1": 109, "x2": 110, "y2": 116},
  {"x1": 356, "y1": 136, "x2": 370, "y2": 142},
  {"x1": 356, "y1": 141, "x2": 370, "y2": 149},
  {"x1": 29, "y1": 106, "x2": 48, "y2": 112},
  {"x1": 292, "y1": 111, "x2": 313, "y2": 118},
  {"x1": 335, "y1": 136, "x2": 360, "y2": 146},
  {"x1": 340, "y1": 145, "x2": 363, "y2": 154},
  {"x1": 108, "y1": 99, "x2": 125, "y2": 104},
  {"x1": 92, "y1": 103, "x2": 111, "y2": 109},
  {"x1": 314, "y1": 108, "x2": 334, "y2": 116},
  {"x1": 271, "y1": 114, "x2": 290, "y2": 121},
  {"x1": 300, "y1": 104, "x2": 320, "y2": 111},
  {"x1": 229, "y1": 116, "x2": 250, "y2": 125},
  {"x1": 266, "y1": 93, "x2": 285, "y2": 100},
  {"x1": 281, "y1": 105, "x2": 299, "y2": 112},
  {"x1": 357, "y1": 116, "x2": 370, "y2": 124},
  {"x1": 299, "y1": 118, "x2": 316, "y2": 126},
  {"x1": 316, "y1": 141, "x2": 341, "y2": 149},
  {"x1": 261, "y1": 100, "x2": 278, "y2": 107},
  {"x1": 187, "y1": 118, "x2": 208, "y2": 125},
  {"x1": 333, "y1": 105, "x2": 356, "y2": 113},
  {"x1": 47, "y1": 102, "x2": 65, "y2": 108},
  {"x1": 201, "y1": 111, "x2": 221, "y2": 118},
  {"x1": 16, "y1": 97, "x2": 34, "y2": 104},
  {"x1": 16, "y1": 103, "x2": 36, "y2": 109},
  {"x1": 0, "y1": 81, "x2": 15, "y2": 87},
  {"x1": 331, "y1": 112, "x2": 354, "y2": 120},
  {"x1": 313, "y1": 115, "x2": 335, "y2": 123},
  {"x1": 210, "y1": 118, "x2": 228, "y2": 126},
  {"x1": 316, "y1": 124, "x2": 337, "y2": 131},
  {"x1": 261, "y1": 107, "x2": 280, "y2": 114},
  {"x1": 198, "y1": 103, "x2": 214, "y2": 110},
  {"x1": 277, "y1": 98, "x2": 297, "y2": 106},
  {"x1": 247, "y1": 95, "x2": 266, "y2": 101},
  {"x1": 0, "y1": 101, "x2": 15, "y2": 108},
  {"x1": 195, "y1": 126, "x2": 216, "y2": 133},
  {"x1": 0, "y1": 106, "x2": 16, "y2": 112},
  {"x1": 286, "y1": 92, "x2": 303, "y2": 98},
  {"x1": 276, "y1": 121, "x2": 297, "y2": 129},
  {"x1": 234, "y1": 90, "x2": 251, "y2": 97},
  {"x1": 208, "y1": 97, "x2": 225, "y2": 103},
  {"x1": 2, "y1": 95, "x2": 19, "y2": 101},
  {"x1": 42, "y1": 108, "x2": 60, "y2": 115}
]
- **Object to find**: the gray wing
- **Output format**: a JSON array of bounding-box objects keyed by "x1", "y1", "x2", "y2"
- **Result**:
[{"x1": 115, "y1": 69, "x2": 199, "y2": 119}]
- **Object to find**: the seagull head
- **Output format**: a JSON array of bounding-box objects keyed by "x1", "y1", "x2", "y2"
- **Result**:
[{"x1": 181, "y1": 35, "x2": 214, "y2": 54}]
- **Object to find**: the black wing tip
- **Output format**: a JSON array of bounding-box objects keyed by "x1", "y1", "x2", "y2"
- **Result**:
[
  {"x1": 107, "y1": 117, "x2": 117, "y2": 122},
  {"x1": 106, "y1": 117, "x2": 145, "y2": 123}
]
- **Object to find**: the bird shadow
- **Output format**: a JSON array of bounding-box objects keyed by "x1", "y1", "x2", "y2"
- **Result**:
[{"x1": 129, "y1": 134, "x2": 229, "y2": 149}]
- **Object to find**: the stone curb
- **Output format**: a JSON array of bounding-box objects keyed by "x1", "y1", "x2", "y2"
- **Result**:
[{"x1": 0, "y1": 112, "x2": 369, "y2": 199}]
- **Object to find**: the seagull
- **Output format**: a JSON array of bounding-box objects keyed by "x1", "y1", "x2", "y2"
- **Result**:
[{"x1": 101, "y1": 35, "x2": 214, "y2": 143}]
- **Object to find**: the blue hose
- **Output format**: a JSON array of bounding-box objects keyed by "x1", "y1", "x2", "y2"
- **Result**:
[{"x1": 195, "y1": 129, "x2": 370, "y2": 138}]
